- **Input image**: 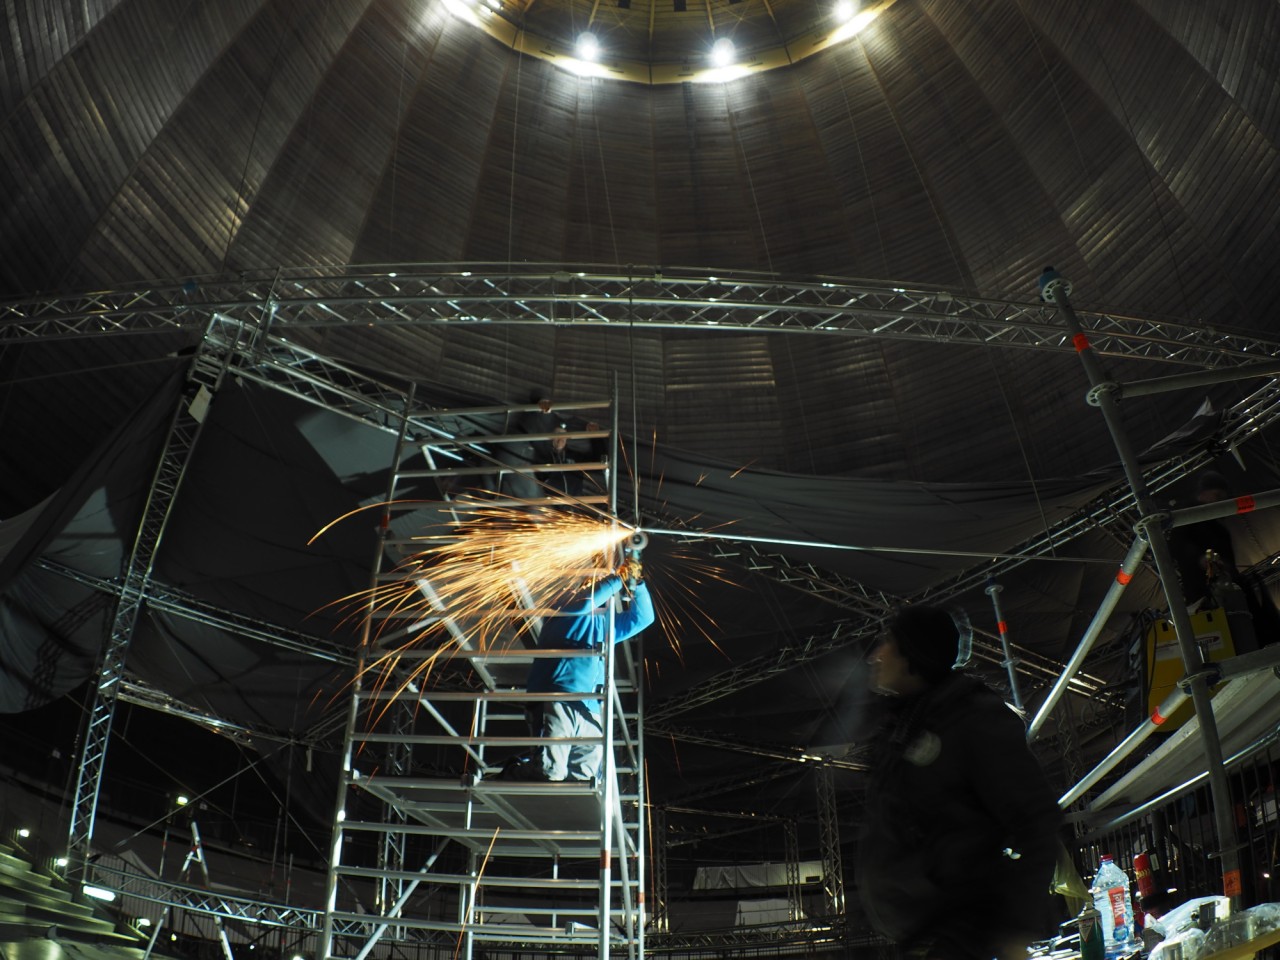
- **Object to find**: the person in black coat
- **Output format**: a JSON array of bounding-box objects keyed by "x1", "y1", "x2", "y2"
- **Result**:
[{"x1": 856, "y1": 605, "x2": 1063, "y2": 960}]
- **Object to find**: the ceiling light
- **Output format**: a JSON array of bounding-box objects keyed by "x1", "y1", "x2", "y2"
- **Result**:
[
  {"x1": 17, "y1": 828, "x2": 30, "y2": 838},
  {"x1": 576, "y1": 33, "x2": 599, "y2": 61},
  {"x1": 710, "y1": 37, "x2": 735, "y2": 67},
  {"x1": 175, "y1": 795, "x2": 189, "y2": 806},
  {"x1": 83, "y1": 885, "x2": 117, "y2": 902},
  {"x1": 830, "y1": 7, "x2": 878, "y2": 43},
  {"x1": 832, "y1": 0, "x2": 856, "y2": 22}
]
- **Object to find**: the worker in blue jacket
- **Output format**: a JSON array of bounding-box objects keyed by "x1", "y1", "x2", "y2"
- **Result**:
[{"x1": 519, "y1": 567, "x2": 654, "y2": 782}]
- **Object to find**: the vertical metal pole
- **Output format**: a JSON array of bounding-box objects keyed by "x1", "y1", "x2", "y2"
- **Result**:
[
  {"x1": 650, "y1": 806, "x2": 669, "y2": 935},
  {"x1": 187, "y1": 822, "x2": 236, "y2": 960},
  {"x1": 599, "y1": 384, "x2": 620, "y2": 960},
  {"x1": 815, "y1": 765, "x2": 845, "y2": 921},
  {"x1": 984, "y1": 579, "x2": 1024, "y2": 711},
  {"x1": 599, "y1": 600, "x2": 617, "y2": 960},
  {"x1": 783, "y1": 819, "x2": 802, "y2": 922},
  {"x1": 321, "y1": 384, "x2": 417, "y2": 959},
  {"x1": 1040, "y1": 268, "x2": 1243, "y2": 900},
  {"x1": 66, "y1": 318, "x2": 237, "y2": 887}
]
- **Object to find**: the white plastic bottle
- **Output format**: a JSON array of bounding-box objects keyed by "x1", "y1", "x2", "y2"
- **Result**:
[{"x1": 1092, "y1": 854, "x2": 1136, "y2": 958}]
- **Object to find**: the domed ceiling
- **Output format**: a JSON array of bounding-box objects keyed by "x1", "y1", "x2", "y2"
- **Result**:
[
  {"x1": 2, "y1": 0, "x2": 1278, "y2": 493},
  {"x1": 2, "y1": 0, "x2": 1280, "y2": 890}
]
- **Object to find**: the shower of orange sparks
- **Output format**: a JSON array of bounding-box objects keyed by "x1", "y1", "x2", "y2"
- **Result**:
[{"x1": 318, "y1": 503, "x2": 632, "y2": 725}]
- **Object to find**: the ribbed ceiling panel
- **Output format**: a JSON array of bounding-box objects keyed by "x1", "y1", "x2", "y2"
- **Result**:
[
  {"x1": 0, "y1": 0, "x2": 264, "y2": 294},
  {"x1": 3, "y1": 0, "x2": 1278, "y2": 489},
  {"x1": 660, "y1": 334, "x2": 784, "y2": 464},
  {"x1": 0, "y1": 0, "x2": 120, "y2": 114}
]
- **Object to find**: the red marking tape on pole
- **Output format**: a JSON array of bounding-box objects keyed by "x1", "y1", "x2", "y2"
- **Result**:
[
  {"x1": 1116, "y1": 570, "x2": 1133, "y2": 585},
  {"x1": 997, "y1": 620, "x2": 1008, "y2": 634},
  {"x1": 1072, "y1": 332, "x2": 1090, "y2": 352},
  {"x1": 1151, "y1": 708, "x2": 1167, "y2": 726},
  {"x1": 1224, "y1": 869, "x2": 1243, "y2": 897},
  {"x1": 601, "y1": 850, "x2": 611, "y2": 869},
  {"x1": 1237, "y1": 494, "x2": 1256, "y2": 514}
]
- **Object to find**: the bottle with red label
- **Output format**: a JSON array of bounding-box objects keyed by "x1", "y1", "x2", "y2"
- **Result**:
[{"x1": 1092, "y1": 854, "x2": 1136, "y2": 958}]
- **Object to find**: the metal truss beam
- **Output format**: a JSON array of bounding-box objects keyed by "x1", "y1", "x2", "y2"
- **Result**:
[
  {"x1": 921, "y1": 370, "x2": 1280, "y2": 604},
  {"x1": 115, "y1": 675, "x2": 342, "y2": 750},
  {"x1": 814, "y1": 766, "x2": 846, "y2": 919},
  {"x1": 36, "y1": 558, "x2": 355, "y2": 666},
  {"x1": 6, "y1": 266, "x2": 1279, "y2": 368},
  {"x1": 648, "y1": 722, "x2": 869, "y2": 771},
  {"x1": 726, "y1": 551, "x2": 889, "y2": 613},
  {"x1": 664, "y1": 763, "x2": 800, "y2": 806},
  {"x1": 65, "y1": 329, "x2": 235, "y2": 880},
  {"x1": 646, "y1": 619, "x2": 872, "y2": 722}
]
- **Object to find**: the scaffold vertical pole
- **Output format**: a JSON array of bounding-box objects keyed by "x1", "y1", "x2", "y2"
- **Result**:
[{"x1": 1040, "y1": 267, "x2": 1243, "y2": 901}]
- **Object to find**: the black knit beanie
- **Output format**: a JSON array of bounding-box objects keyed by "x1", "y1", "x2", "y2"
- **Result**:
[{"x1": 890, "y1": 605, "x2": 962, "y2": 683}]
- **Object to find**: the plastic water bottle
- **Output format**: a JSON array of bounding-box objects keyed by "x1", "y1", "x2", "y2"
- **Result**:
[{"x1": 1092, "y1": 854, "x2": 1136, "y2": 958}]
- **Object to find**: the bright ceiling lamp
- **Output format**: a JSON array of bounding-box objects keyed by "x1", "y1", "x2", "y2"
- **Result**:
[
  {"x1": 829, "y1": 4, "x2": 878, "y2": 42},
  {"x1": 576, "y1": 32, "x2": 599, "y2": 61},
  {"x1": 710, "y1": 36, "x2": 736, "y2": 67},
  {"x1": 442, "y1": 0, "x2": 484, "y2": 27}
]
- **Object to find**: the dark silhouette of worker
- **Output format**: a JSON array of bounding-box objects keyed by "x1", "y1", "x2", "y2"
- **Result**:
[{"x1": 857, "y1": 605, "x2": 1063, "y2": 960}]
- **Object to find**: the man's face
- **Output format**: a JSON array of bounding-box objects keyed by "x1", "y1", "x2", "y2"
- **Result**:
[{"x1": 868, "y1": 633, "x2": 923, "y2": 696}]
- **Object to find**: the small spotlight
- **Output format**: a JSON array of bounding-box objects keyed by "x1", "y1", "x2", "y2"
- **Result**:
[
  {"x1": 137, "y1": 918, "x2": 153, "y2": 928},
  {"x1": 17, "y1": 828, "x2": 30, "y2": 839},
  {"x1": 576, "y1": 32, "x2": 600, "y2": 61},
  {"x1": 171, "y1": 934, "x2": 178, "y2": 942},
  {"x1": 710, "y1": 37, "x2": 735, "y2": 66},
  {"x1": 83, "y1": 885, "x2": 117, "y2": 902},
  {"x1": 175, "y1": 795, "x2": 190, "y2": 807}
]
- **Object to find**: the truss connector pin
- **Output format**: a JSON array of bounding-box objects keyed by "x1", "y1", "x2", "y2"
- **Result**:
[
  {"x1": 1038, "y1": 266, "x2": 1072, "y2": 304},
  {"x1": 1133, "y1": 511, "x2": 1172, "y2": 542},
  {"x1": 1086, "y1": 382, "x2": 1121, "y2": 407},
  {"x1": 1178, "y1": 663, "x2": 1223, "y2": 692}
]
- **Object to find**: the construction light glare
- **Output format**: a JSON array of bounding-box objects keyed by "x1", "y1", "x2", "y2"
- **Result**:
[
  {"x1": 711, "y1": 37, "x2": 735, "y2": 67},
  {"x1": 832, "y1": 0, "x2": 855, "y2": 22},
  {"x1": 175, "y1": 795, "x2": 190, "y2": 806},
  {"x1": 576, "y1": 32, "x2": 599, "y2": 61},
  {"x1": 83, "y1": 885, "x2": 117, "y2": 902},
  {"x1": 17, "y1": 828, "x2": 30, "y2": 838}
]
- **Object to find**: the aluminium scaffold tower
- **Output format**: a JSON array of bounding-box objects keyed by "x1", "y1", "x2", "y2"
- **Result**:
[{"x1": 320, "y1": 392, "x2": 649, "y2": 960}]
